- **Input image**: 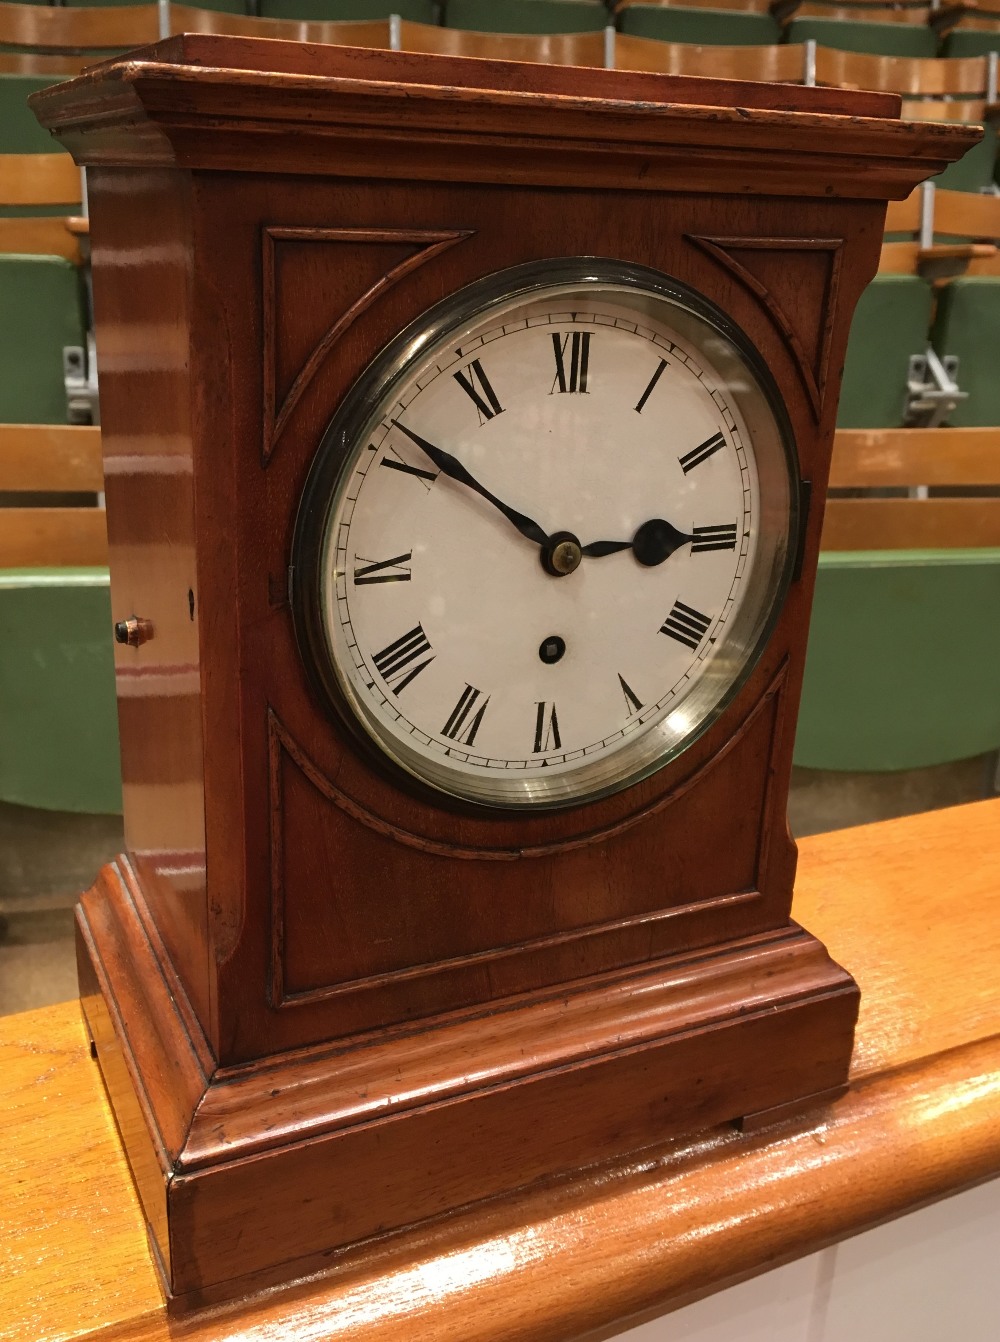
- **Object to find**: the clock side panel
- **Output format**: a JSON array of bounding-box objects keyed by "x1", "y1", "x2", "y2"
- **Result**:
[
  {"x1": 86, "y1": 167, "x2": 215, "y2": 1042},
  {"x1": 185, "y1": 172, "x2": 882, "y2": 1064}
]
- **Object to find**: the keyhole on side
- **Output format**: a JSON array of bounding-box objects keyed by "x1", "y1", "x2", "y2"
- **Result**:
[{"x1": 188, "y1": 589, "x2": 195, "y2": 621}]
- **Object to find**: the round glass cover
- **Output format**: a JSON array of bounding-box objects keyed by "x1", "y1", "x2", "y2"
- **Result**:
[{"x1": 292, "y1": 259, "x2": 798, "y2": 810}]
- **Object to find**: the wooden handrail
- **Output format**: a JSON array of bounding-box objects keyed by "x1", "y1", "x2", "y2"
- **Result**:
[{"x1": 5, "y1": 800, "x2": 1000, "y2": 1340}]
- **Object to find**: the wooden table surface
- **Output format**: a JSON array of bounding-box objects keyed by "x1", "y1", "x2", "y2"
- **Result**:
[{"x1": 3, "y1": 800, "x2": 999, "y2": 1342}]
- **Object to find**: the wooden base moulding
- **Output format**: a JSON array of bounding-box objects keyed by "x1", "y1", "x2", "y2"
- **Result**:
[{"x1": 77, "y1": 858, "x2": 858, "y2": 1310}]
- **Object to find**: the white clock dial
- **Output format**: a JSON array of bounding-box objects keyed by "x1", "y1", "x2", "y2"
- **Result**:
[{"x1": 294, "y1": 262, "x2": 796, "y2": 809}]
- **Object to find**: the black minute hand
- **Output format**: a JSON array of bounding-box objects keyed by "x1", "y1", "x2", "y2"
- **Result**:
[{"x1": 391, "y1": 420, "x2": 551, "y2": 549}]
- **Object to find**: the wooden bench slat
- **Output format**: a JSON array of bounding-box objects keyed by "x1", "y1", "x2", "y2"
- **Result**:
[
  {"x1": 0, "y1": 507, "x2": 108, "y2": 567},
  {"x1": 831, "y1": 428, "x2": 1000, "y2": 488},
  {"x1": 0, "y1": 425, "x2": 103, "y2": 492},
  {"x1": 821, "y1": 498, "x2": 1000, "y2": 550}
]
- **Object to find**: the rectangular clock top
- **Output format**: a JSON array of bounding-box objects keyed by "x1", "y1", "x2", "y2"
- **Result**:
[{"x1": 30, "y1": 36, "x2": 980, "y2": 200}]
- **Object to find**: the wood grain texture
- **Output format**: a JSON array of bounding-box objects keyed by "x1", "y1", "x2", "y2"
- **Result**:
[
  {"x1": 830, "y1": 427, "x2": 1000, "y2": 487},
  {"x1": 4, "y1": 800, "x2": 1000, "y2": 1341},
  {"x1": 29, "y1": 37, "x2": 979, "y2": 200},
  {"x1": 0, "y1": 424, "x2": 101, "y2": 490},
  {"x1": 614, "y1": 35, "x2": 808, "y2": 82}
]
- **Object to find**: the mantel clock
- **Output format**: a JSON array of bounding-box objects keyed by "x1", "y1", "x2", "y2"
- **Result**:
[{"x1": 32, "y1": 38, "x2": 977, "y2": 1310}]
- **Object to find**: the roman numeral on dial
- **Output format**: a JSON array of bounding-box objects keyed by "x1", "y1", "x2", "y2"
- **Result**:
[
  {"x1": 533, "y1": 701, "x2": 561, "y2": 753},
  {"x1": 454, "y1": 358, "x2": 504, "y2": 423},
  {"x1": 371, "y1": 623, "x2": 434, "y2": 694},
  {"x1": 678, "y1": 431, "x2": 725, "y2": 474},
  {"x1": 551, "y1": 331, "x2": 590, "y2": 394},
  {"x1": 691, "y1": 523, "x2": 738, "y2": 553},
  {"x1": 634, "y1": 358, "x2": 667, "y2": 413},
  {"x1": 618, "y1": 673, "x2": 643, "y2": 716},
  {"x1": 353, "y1": 552, "x2": 412, "y2": 585},
  {"x1": 660, "y1": 601, "x2": 712, "y2": 651},
  {"x1": 441, "y1": 684, "x2": 489, "y2": 746}
]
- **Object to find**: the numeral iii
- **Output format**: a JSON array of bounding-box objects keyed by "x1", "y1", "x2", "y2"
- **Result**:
[{"x1": 691, "y1": 524, "x2": 738, "y2": 553}]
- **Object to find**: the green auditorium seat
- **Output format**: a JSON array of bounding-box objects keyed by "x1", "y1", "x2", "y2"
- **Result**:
[
  {"x1": 787, "y1": 17, "x2": 938, "y2": 58},
  {"x1": 932, "y1": 277, "x2": 1000, "y2": 426},
  {"x1": 258, "y1": 0, "x2": 436, "y2": 19},
  {"x1": 0, "y1": 570, "x2": 121, "y2": 814},
  {"x1": 0, "y1": 256, "x2": 86, "y2": 424},
  {"x1": 943, "y1": 29, "x2": 1000, "y2": 59},
  {"x1": 0, "y1": 74, "x2": 63, "y2": 155},
  {"x1": 934, "y1": 128, "x2": 999, "y2": 195},
  {"x1": 443, "y1": 0, "x2": 608, "y2": 33},
  {"x1": 620, "y1": 4, "x2": 781, "y2": 45},
  {"x1": 837, "y1": 276, "x2": 933, "y2": 428},
  {"x1": 795, "y1": 549, "x2": 1000, "y2": 771}
]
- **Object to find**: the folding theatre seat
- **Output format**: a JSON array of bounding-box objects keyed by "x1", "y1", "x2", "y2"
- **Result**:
[
  {"x1": 443, "y1": 0, "x2": 609, "y2": 33},
  {"x1": 836, "y1": 276, "x2": 934, "y2": 429},
  {"x1": 618, "y1": 2, "x2": 782, "y2": 46},
  {"x1": 932, "y1": 278, "x2": 1000, "y2": 426}
]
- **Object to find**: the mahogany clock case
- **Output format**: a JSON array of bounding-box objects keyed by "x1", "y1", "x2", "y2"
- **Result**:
[{"x1": 31, "y1": 40, "x2": 979, "y2": 1308}]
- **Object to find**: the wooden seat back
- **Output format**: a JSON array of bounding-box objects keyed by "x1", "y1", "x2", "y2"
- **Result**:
[
  {"x1": 398, "y1": 22, "x2": 608, "y2": 64},
  {"x1": 0, "y1": 1, "x2": 158, "y2": 54},
  {"x1": 814, "y1": 46, "x2": 994, "y2": 95},
  {"x1": 0, "y1": 152, "x2": 82, "y2": 259},
  {"x1": 0, "y1": 425, "x2": 107, "y2": 567},
  {"x1": 614, "y1": 32, "x2": 807, "y2": 79},
  {"x1": 823, "y1": 427, "x2": 1000, "y2": 549},
  {"x1": 167, "y1": 7, "x2": 393, "y2": 46}
]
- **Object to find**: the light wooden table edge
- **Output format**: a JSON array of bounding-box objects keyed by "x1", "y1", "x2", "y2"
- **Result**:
[{"x1": 3, "y1": 800, "x2": 1000, "y2": 1342}]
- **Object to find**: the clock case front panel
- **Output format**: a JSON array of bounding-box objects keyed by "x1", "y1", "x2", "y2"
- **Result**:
[
  {"x1": 111, "y1": 174, "x2": 840, "y2": 1057},
  {"x1": 32, "y1": 39, "x2": 979, "y2": 1309}
]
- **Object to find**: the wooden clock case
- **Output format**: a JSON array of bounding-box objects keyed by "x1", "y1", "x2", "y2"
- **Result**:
[{"x1": 32, "y1": 41, "x2": 977, "y2": 1310}]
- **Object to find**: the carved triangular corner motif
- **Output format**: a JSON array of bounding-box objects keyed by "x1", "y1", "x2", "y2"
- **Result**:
[
  {"x1": 688, "y1": 236, "x2": 844, "y2": 420},
  {"x1": 261, "y1": 228, "x2": 474, "y2": 466}
]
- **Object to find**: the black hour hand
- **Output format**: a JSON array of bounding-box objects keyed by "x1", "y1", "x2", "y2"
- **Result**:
[
  {"x1": 391, "y1": 420, "x2": 551, "y2": 549},
  {"x1": 582, "y1": 518, "x2": 695, "y2": 566}
]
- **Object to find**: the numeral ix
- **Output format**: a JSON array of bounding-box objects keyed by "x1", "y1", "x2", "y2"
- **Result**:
[{"x1": 353, "y1": 552, "x2": 412, "y2": 585}]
